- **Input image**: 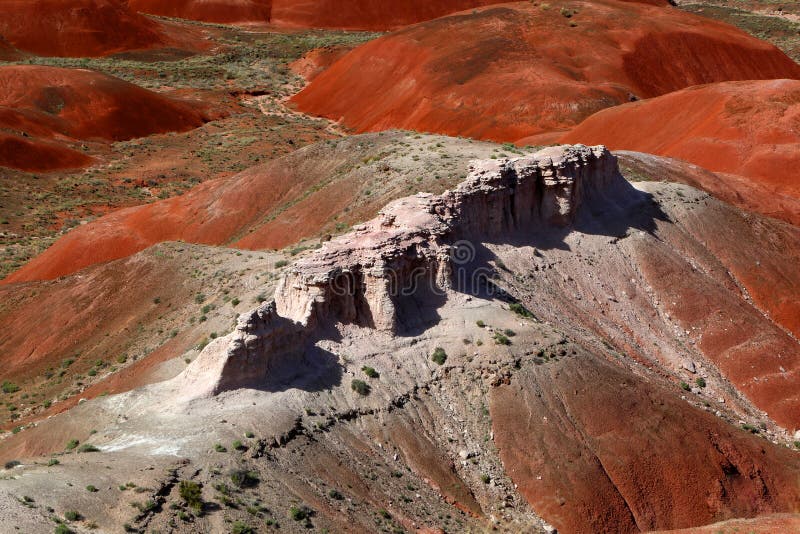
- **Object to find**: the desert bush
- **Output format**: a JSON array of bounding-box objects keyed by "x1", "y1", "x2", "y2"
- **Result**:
[
  {"x1": 78, "y1": 444, "x2": 100, "y2": 453},
  {"x1": 1, "y1": 381, "x2": 20, "y2": 394},
  {"x1": 230, "y1": 469, "x2": 259, "y2": 488},
  {"x1": 493, "y1": 333, "x2": 511, "y2": 345},
  {"x1": 351, "y1": 379, "x2": 371, "y2": 396},
  {"x1": 63, "y1": 511, "x2": 81, "y2": 521},
  {"x1": 179, "y1": 480, "x2": 203, "y2": 511},
  {"x1": 65, "y1": 439, "x2": 79, "y2": 450},
  {"x1": 361, "y1": 366, "x2": 379, "y2": 379},
  {"x1": 231, "y1": 521, "x2": 255, "y2": 534},
  {"x1": 695, "y1": 377, "x2": 706, "y2": 388},
  {"x1": 431, "y1": 348, "x2": 447, "y2": 365},
  {"x1": 509, "y1": 302, "x2": 533, "y2": 318}
]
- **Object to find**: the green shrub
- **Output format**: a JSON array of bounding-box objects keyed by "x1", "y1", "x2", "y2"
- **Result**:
[
  {"x1": 48, "y1": 458, "x2": 60, "y2": 466},
  {"x1": 476, "y1": 320, "x2": 486, "y2": 328},
  {"x1": 493, "y1": 333, "x2": 511, "y2": 345},
  {"x1": 361, "y1": 366, "x2": 379, "y2": 379},
  {"x1": 509, "y1": 302, "x2": 533, "y2": 318},
  {"x1": 504, "y1": 329, "x2": 516, "y2": 337},
  {"x1": 78, "y1": 444, "x2": 100, "y2": 453},
  {"x1": 480, "y1": 474, "x2": 490, "y2": 484},
  {"x1": 230, "y1": 469, "x2": 259, "y2": 488},
  {"x1": 86, "y1": 485, "x2": 98, "y2": 492},
  {"x1": 679, "y1": 381, "x2": 691, "y2": 392},
  {"x1": 63, "y1": 510, "x2": 81, "y2": 521},
  {"x1": 695, "y1": 377, "x2": 706, "y2": 388},
  {"x1": 231, "y1": 521, "x2": 255, "y2": 534},
  {"x1": 214, "y1": 443, "x2": 227, "y2": 453},
  {"x1": 244, "y1": 431, "x2": 255, "y2": 439},
  {"x1": 431, "y1": 347, "x2": 447, "y2": 365},
  {"x1": 1, "y1": 381, "x2": 20, "y2": 394},
  {"x1": 54, "y1": 524, "x2": 74, "y2": 534},
  {"x1": 179, "y1": 480, "x2": 203, "y2": 511},
  {"x1": 328, "y1": 489, "x2": 343, "y2": 500},
  {"x1": 351, "y1": 379, "x2": 371, "y2": 396},
  {"x1": 65, "y1": 439, "x2": 79, "y2": 450},
  {"x1": 289, "y1": 506, "x2": 309, "y2": 521},
  {"x1": 232, "y1": 440, "x2": 245, "y2": 451}
]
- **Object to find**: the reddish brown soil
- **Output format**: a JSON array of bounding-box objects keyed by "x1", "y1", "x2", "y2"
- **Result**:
[
  {"x1": 0, "y1": 65, "x2": 211, "y2": 141},
  {"x1": 271, "y1": 0, "x2": 513, "y2": 30},
  {"x1": 562, "y1": 80, "x2": 800, "y2": 221},
  {"x1": 618, "y1": 151, "x2": 800, "y2": 227},
  {"x1": 631, "y1": 204, "x2": 800, "y2": 429},
  {"x1": 652, "y1": 513, "x2": 800, "y2": 533},
  {"x1": 290, "y1": 46, "x2": 353, "y2": 82},
  {"x1": 0, "y1": 0, "x2": 189, "y2": 57},
  {"x1": 4, "y1": 133, "x2": 474, "y2": 283},
  {"x1": 127, "y1": 0, "x2": 272, "y2": 24},
  {"x1": 0, "y1": 248, "x2": 197, "y2": 426},
  {"x1": 0, "y1": 65, "x2": 212, "y2": 171},
  {"x1": 291, "y1": 0, "x2": 800, "y2": 142},
  {"x1": 491, "y1": 353, "x2": 800, "y2": 534},
  {"x1": 0, "y1": 133, "x2": 95, "y2": 171}
]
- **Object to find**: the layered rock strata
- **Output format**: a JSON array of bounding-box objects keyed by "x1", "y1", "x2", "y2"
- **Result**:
[{"x1": 177, "y1": 144, "x2": 618, "y2": 396}]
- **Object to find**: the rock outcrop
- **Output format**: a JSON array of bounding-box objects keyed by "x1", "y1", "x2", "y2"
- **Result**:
[{"x1": 176, "y1": 145, "x2": 618, "y2": 397}]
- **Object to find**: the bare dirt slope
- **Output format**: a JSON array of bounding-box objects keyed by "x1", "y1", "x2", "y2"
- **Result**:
[
  {"x1": 561, "y1": 79, "x2": 800, "y2": 224},
  {"x1": 0, "y1": 242, "x2": 287, "y2": 431},
  {"x1": 127, "y1": 0, "x2": 273, "y2": 23},
  {"x1": 0, "y1": 0, "x2": 205, "y2": 57},
  {"x1": 0, "y1": 65, "x2": 212, "y2": 172},
  {"x1": 291, "y1": 0, "x2": 800, "y2": 142},
  {"x1": 1, "y1": 146, "x2": 798, "y2": 534},
  {"x1": 3, "y1": 132, "x2": 512, "y2": 282}
]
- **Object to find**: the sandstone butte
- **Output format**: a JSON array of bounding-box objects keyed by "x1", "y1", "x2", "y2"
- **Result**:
[
  {"x1": 0, "y1": 0, "x2": 203, "y2": 57},
  {"x1": 290, "y1": 0, "x2": 800, "y2": 142},
  {"x1": 2, "y1": 146, "x2": 799, "y2": 533},
  {"x1": 0, "y1": 65, "x2": 212, "y2": 171},
  {"x1": 561, "y1": 79, "x2": 800, "y2": 224}
]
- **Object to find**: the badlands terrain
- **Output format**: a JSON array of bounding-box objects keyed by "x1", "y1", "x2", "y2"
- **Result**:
[{"x1": 0, "y1": 1, "x2": 799, "y2": 534}]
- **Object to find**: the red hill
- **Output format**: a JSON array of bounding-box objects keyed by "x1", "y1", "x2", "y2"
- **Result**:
[
  {"x1": 561, "y1": 80, "x2": 800, "y2": 224},
  {"x1": 291, "y1": 0, "x2": 800, "y2": 142},
  {"x1": 126, "y1": 0, "x2": 272, "y2": 24},
  {"x1": 0, "y1": 0, "x2": 175, "y2": 57},
  {"x1": 0, "y1": 65, "x2": 211, "y2": 171}
]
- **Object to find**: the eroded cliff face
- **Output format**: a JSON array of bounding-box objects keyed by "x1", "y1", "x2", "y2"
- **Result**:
[
  {"x1": 276, "y1": 144, "x2": 616, "y2": 331},
  {"x1": 177, "y1": 144, "x2": 618, "y2": 397}
]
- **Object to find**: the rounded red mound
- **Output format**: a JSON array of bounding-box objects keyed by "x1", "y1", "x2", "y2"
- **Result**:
[
  {"x1": 271, "y1": 0, "x2": 517, "y2": 30},
  {"x1": 0, "y1": 0, "x2": 174, "y2": 57},
  {"x1": 291, "y1": 0, "x2": 800, "y2": 142},
  {"x1": 561, "y1": 80, "x2": 800, "y2": 213},
  {"x1": 0, "y1": 65, "x2": 210, "y2": 170},
  {"x1": 126, "y1": 0, "x2": 272, "y2": 24},
  {"x1": 0, "y1": 65, "x2": 211, "y2": 142}
]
